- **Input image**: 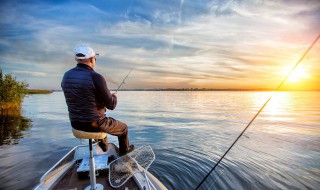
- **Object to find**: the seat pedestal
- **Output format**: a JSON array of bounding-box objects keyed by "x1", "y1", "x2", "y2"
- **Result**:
[
  {"x1": 84, "y1": 139, "x2": 104, "y2": 190},
  {"x1": 72, "y1": 128, "x2": 107, "y2": 190}
]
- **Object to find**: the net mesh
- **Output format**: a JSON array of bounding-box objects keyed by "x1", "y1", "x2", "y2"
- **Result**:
[
  {"x1": 128, "y1": 145, "x2": 154, "y2": 170},
  {"x1": 109, "y1": 145, "x2": 155, "y2": 188}
]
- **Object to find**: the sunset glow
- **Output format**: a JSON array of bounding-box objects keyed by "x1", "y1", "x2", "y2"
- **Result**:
[
  {"x1": 0, "y1": 1, "x2": 319, "y2": 90},
  {"x1": 287, "y1": 67, "x2": 309, "y2": 83}
]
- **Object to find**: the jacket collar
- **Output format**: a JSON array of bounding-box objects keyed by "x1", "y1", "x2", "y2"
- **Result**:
[{"x1": 77, "y1": 63, "x2": 93, "y2": 70}]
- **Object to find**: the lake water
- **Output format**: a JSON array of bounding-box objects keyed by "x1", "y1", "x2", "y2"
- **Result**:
[{"x1": 0, "y1": 91, "x2": 319, "y2": 190}]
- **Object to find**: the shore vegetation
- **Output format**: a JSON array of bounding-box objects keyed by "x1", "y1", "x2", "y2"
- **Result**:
[
  {"x1": 0, "y1": 71, "x2": 28, "y2": 115},
  {"x1": 26, "y1": 89, "x2": 53, "y2": 94}
]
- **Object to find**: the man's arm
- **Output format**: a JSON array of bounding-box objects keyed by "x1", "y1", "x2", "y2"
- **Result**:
[{"x1": 92, "y1": 72, "x2": 117, "y2": 110}]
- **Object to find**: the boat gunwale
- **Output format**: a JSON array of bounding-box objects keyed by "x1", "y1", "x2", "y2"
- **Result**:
[
  {"x1": 35, "y1": 143, "x2": 120, "y2": 189},
  {"x1": 35, "y1": 146, "x2": 79, "y2": 189},
  {"x1": 35, "y1": 143, "x2": 168, "y2": 190},
  {"x1": 39, "y1": 145, "x2": 79, "y2": 183}
]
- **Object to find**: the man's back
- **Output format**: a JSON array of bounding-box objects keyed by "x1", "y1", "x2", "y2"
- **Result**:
[{"x1": 61, "y1": 64, "x2": 99, "y2": 122}]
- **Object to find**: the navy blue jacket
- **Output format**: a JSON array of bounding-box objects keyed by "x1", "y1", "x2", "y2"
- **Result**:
[{"x1": 61, "y1": 63, "x2": 117, "y2": 124}]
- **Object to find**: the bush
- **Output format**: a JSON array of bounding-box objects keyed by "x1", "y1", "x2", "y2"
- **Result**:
[{"x1": 0, "y1": 70, "x2": 28, "y2": 115}]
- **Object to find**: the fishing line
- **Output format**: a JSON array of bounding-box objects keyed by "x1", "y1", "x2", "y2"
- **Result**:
[
  {"x1": 195, "y1": 34, "x2": 320, "y2": 190},
  {"x1": 206, "y1": 169, "x2": 225, "y2": 190}
]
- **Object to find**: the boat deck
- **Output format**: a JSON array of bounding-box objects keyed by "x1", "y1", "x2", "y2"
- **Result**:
[{"x1": 53, "y1": 163, "x2": 138, "y2": 190}]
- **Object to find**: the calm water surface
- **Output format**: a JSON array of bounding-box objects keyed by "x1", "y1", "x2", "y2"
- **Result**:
[{"x1": 0, "y1": 91, "x2": 319, "y2": 190}]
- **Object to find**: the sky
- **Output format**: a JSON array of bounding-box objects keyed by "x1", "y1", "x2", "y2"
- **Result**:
[{"x1": 0, "y1": 0, "x2": 319, "y2": 90}]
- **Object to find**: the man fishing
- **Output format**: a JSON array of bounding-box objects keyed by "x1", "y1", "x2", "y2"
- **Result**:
[{"x1": 61, "y1": 45, "x2": 134, "y2": 156}]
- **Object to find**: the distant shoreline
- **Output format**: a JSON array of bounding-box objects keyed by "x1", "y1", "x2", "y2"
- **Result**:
[
  {"x1": 50, "y1": 88, "x2": 320, "y2": 92},
  {"x1": 26, "y1": 89, "x2": 54, "y2": 94}
]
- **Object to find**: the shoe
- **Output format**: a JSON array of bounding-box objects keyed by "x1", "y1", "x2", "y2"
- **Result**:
[
  {"x1": 119, "y1": 145, "x2": 135, "y2": 156},
  {"x1": 98, "y1": 138, "x2": 108, "y2": 152}
]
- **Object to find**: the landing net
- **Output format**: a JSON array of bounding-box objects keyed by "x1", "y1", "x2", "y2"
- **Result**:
[{"x1": 108, "y1": 145, "x2": 155, "y2": 188}]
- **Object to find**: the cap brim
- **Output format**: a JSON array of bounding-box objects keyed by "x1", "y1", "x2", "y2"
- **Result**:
[{"x1": 75, "y1": 57, "x2": 86, "y2": 59}]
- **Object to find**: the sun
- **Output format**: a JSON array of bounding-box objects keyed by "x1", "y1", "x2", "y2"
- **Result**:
[{"x1": 287, "y1": 66, "x2": 309, "y2": 83}]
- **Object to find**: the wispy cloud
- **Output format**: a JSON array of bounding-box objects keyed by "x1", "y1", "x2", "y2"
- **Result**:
[{"x1": 13, "y1": 70, "x2": 47, "y2": 77}]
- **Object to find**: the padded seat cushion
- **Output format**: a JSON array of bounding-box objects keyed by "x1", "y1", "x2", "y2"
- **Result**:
[{"x1": 72, "y1": 128, "x2": 107, "y2": 140}]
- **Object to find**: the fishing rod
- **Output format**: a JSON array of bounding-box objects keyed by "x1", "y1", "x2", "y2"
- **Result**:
[
  {"x1": 195, "y1": 34, "x2": 320, "y2": 190},
  {"x1": 115, "y1": 69, "x2": 133, "y2": 93}
]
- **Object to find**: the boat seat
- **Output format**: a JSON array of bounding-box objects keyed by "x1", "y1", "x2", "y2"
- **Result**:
[
  {"x1": 71, "y1": 127, "x2": 106, "y2": 190},
  {"x1": 72, "y1": 128, "x2": 107, "y2": 140}
]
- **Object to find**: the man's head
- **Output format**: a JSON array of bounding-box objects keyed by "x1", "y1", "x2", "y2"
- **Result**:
[{"x1": 74, "y1": 46, "x2": 99, "y2": 69}]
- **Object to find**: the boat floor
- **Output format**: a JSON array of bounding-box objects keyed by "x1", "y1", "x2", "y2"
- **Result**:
[{"x1": 53, "y1": 163, "x2": 139, "y2": 190}]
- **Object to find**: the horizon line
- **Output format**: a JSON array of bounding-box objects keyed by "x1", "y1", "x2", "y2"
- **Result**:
[{"x1": 32, "y1": 88, "x2": 320, "y2": 92}]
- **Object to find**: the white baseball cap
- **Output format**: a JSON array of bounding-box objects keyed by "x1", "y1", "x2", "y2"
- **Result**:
[{"x1": 74, "y1": 46, "x2": 99, "y2": 59}]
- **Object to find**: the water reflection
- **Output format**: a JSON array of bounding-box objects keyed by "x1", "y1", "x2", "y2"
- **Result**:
[
  {"x1": 0, "y1": 114, "x2": 32, "y2": 146},
  {"x1": 263, "y1": 92, "x2": 294, "y2": 121},
  {"x1": 0, "y1": 92, "x2": 319, "y2": 190}
]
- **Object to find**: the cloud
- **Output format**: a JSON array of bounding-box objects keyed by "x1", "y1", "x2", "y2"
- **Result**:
[
  {"x1": 13, "y1": 70, "x2": 47, "y2": 77},
  {"x1": 0, "y1": 0, "x2": 319, "y2": 89}
]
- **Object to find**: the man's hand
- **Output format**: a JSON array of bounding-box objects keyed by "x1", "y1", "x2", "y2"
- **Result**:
[{"x1": 113, "y1": 92, "x2": 118, "y2": 98}]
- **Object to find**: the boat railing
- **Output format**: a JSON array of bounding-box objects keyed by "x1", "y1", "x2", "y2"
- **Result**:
[
  {"x1": 35, "y1": 146, "x2": 80, "y2": 190},
  {"x1": 34, "y1": 143, "x2": 114, "y2": 189}
]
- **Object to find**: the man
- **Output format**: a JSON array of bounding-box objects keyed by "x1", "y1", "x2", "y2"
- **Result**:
[{"x1": 61, "y1": 45, "x2": 134, "y2": 156}]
